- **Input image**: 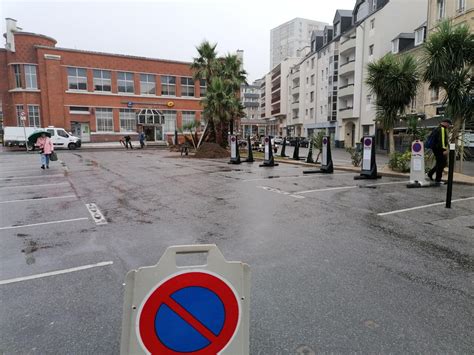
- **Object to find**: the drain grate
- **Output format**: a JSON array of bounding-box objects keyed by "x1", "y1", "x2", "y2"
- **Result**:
[{"x1": 85, "y1": 203, "x2": 107, "y2": 225}]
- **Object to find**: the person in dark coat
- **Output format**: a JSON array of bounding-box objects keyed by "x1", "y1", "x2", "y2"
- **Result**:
[
  {"x1": 139, "y1": 131, "x2": 145, "y2": 149},
  {"x1": 428, "y1": 118, "x2": 452, "y2": 184},
  {"x1": 124, "y1": 135, "x2": 133, "y2": 149}
]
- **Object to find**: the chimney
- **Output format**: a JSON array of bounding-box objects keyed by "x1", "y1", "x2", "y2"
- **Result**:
[
  {"x1": 5, "y1": 18, "x2": 22, "y2": 52},
  {"x1": 236, "y1": 49, "x2": 244, "y2": 71}
]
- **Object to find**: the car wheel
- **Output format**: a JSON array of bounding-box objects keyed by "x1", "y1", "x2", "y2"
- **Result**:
[{"x1": 68, "y1": 143, "x2": 77, "y2": 150}]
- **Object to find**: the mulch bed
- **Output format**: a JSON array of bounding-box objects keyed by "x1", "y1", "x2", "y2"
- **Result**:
[{"x1": 194, "y1": 143, "x2": 229, "y2": 159}]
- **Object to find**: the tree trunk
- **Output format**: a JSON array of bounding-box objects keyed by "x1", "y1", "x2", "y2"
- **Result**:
[{"x1": 388, "y1": 128, "x2": 395, "y2": 155}]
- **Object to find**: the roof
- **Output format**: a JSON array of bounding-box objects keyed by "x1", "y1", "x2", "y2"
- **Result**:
[
  {"x1": 336, "y1": 9, "x2": 353, "y2": 17},
  {"x1": 393, "y1": 33, "x2": 415, "y2": 40},
  {"x1": 12, "y1": 31, "x2": 57, "y2": 44},
  {"x1": 34, "y1": 45, "x2": 193, "y2": 65},
  {"x1": 414, "y1": 22, "x2": 427, "y2": 31}
]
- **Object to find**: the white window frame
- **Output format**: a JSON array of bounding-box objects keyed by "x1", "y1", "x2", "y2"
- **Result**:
[
  {"x1": 457, "y1": 0, "x2": 466, "y2": 12},
  {"x1": 163, "y1": 110, "x2": 177, "y2": 133},
  {"x1": 370, "y1": 19, "x2": 375, "y2": 30},
  {"x1": 25, "y1": 65, "x2": 38, "y2": 89},
  {"x1": 119, "y1": 109, "x2": 136, "y2": 132},
  {"x1": 67, "y1": 67, "x2": 87, "y2": 90},
  {"x1": 437, "y1": 0, "x2": 446, "y2": 20},
  {"x1": 199, "y1": 79, "x2": 207, "y2": 97},
  {"x1": 161, "y1": 76, "x2": 176, "y2": 96},
  {"x1": 140, "y1": 74, "x2": 156, "y2": 95},
  {"x1": 117, "y1": 72, "x2": 134, "y2": 94},
  {"x1": 181, "y1": 111, "x2": 196, "y2": 131},
  {"x1": 431, "y1": 87, "x2": 440, "y2": 102},
  {"x1": 369, "y1": 44, "x2": 374, "y2": 58},
  {"x1": 16, "y1": 104, "x2": 24, "y2": 126},
  {"x1": 96, "y1": 108, "x2": 114, "y2": 132},
  {"x1": 27, "y1": 105, "x2": 41, "y2": 127},
  {"x1": 181, "y1": 77, "x2": 195, "y2": 97},
  {"x1": 13, "y1": 64, "x2": 22, "y2": 88},
  {"x1": 414, "y1": 28, "x2": 425, "y2": 46},
  {"x1": 93, "y1": 69, "x2": 112, "y2": 92}
]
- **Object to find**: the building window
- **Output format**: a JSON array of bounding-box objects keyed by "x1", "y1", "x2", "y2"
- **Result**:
[
  {"x1": 118, "y1": 72, "x2": 134, "y2": 93},
  {"x1": 119, "y1": 109, "x2": 136, "y2": 132},
  {"x1": 437, "y1": 0, "x2": 445, "y2": 20},
  {"x1": 414, "y1": 28, "x2": 425, "y2": 46},
  {"x1": 181, "y1": 77, "x2": 195, "y2": 97},
  {"x1": 310, "y1": 91, "x2": 314, "y2": 103},
  {"x1": 16, "y1": 105, "x2": 24, "y2": 126},
  {"x1": 431, "y1": 87, "x2": 440, "y2": 102},
  {"x1": 311, "y1": 75, "x2": 315, "y2": 85},
  {"x1": 200, "y1": 79, "x2": 207, "y2": 97},
  {"x1": 370, "y1": 19, "x2": 375, "y2": 30},
  {"x1": 139, "y1": 74, "x2": 156, "y2": 95},
  {"x1": 27, "y1": 105, "x2": 41, "y2": 127},
  {"x1": 13, "y1": 64, "x2": 22, "y2": 88},
  {"x1": 96, "y1": 108, "x2": 114, "y2": 132},
  {"x1": 25, "y1": 65, "x2": 38, "y2": 89},
  {"x1": 391, "y1": 39, "x2": 399, "y2": 54},
  {"x1": 67, "y1": 67, "x2": 87, "y2": 90},
  {"x1": 457, "y1": 0, "x2": 465, "y2": 12},
  {"x1": 369, "y1": 45, "x2": 374, "y2": 56},
  {"x1": 311, "y1": 58, "x2": 315, "y2": 69},
  {"x1": 366, "y1": 95, "x2": 373, "y2": 105},
  {"x1": 92, "y1": 70, "x2": 111, "y2": 92},
  {"x1": 335, "y1": 22, "x2": 340, "y2": 37},
  {"x1": 69, "y1": 106, "x2": 90, "y2": 114},
  {"x1": 372, "y1": 0, "x2": 377, "y2": 11},
  {"x1": 181, "y1": 111, "x2": 196, "y2": 130},
  {"x1": 161, "y1": 76, "x2": 176, "y2": 96},
  {"x1": 310, "y1": 108, "x2": 314, "y2": 119},
  {"x1": 163, "y1": 110, "x2": 177, "y2": 132}
]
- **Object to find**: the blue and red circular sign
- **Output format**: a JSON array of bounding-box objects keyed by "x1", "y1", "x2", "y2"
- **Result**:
[
  {"x1": 231, "y1": 136, "x2": 236, "y2": 143},
  {"x1": 412, "y1": 142, "x2": 422, "y2": 153},
  {"x1": 364, "y1": 138, "x2": 372, "y2": 147},
  {"x1": 322, "y1": 138, "x2": 328, "y2": 145},
  {"x1": 138, "y1": 272, "x2": 240, "y2": 354}
]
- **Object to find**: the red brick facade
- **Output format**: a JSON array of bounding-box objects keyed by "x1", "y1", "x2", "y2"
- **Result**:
[{"x1": 1, "y1": 31, "x2": 204, "y2": 143}]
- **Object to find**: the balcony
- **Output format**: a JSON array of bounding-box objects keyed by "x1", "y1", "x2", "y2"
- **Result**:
[
  {"x1": 272, "y1": 84, "x2": 281, "y2": 93},
  {"x1": 271, "y1": 70, "x2": 281, "y2": 81},
  {"x1": 340, "y1": 36, "x2": 356, "y2": 55},
  {"x1": 271, "y1": 108, "x2": 280, "y2": 115},
  {"x1": 338, "y1": 107, "x2": 354, "y2": 120},
  {"x1": 338, "y1": 84, "x2": 354, "y2": 98},
  {"x1": 291, "y1": 101, "x2": 299, "y2": 110},
  {"x1": 271, "y1": 95, "x2": 281, "y2": 104},
  {"x1": 339, "y1": 60, "x2": 355, "y2": 76}
]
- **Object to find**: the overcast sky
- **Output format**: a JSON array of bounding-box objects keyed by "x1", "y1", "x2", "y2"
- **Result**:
[{"x1": 1, "y1": 0, "x2": 355, "y2": 81}]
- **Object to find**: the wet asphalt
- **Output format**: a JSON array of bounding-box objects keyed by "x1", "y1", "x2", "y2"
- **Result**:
[{"x1": 0, "y1": 148, "x2": 473, "y2": 354}]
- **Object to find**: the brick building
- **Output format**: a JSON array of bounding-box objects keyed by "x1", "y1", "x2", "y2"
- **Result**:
[{"x1": 0, "y1": 19, "x2": 205, "y2": 143}]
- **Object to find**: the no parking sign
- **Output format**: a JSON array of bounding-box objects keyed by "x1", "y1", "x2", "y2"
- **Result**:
[{"x1": 120, "y1": 245, "x2": 250, "y2": 355}]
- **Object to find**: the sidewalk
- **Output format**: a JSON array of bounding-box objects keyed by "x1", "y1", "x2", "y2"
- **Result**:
[{"x1": 80, "y1": 141, "x2": 168, "y2": 149}]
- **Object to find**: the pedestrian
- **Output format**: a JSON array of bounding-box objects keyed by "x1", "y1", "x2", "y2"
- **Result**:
[
  {"x1": 35, "y1": 132, "x2": 54, "y2": 169},
  {"x1": 139, "y1": 131, "x2": 145, "y2": 149},
  {"x1": 124, "y1": 135, "x2": 133, "y2": 149},
  {"x1": 427, "y1": 118, "x2": 452, "y2": 184}
]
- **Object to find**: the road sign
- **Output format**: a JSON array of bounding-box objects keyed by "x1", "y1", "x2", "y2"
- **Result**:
[
  {"x1": 303, "y1": 135, "x2": 333, "y2": 174},
  {"x1": 259, "y1": 136, "x2": 278, "y2": 167},
  {"x1": 121, "y1": 244, "x2": 250, "y2": 355},
  {"x1": 127, "y1": 101, "x2": 133, "y2": 108},
  {"x1": 355, "y1": 136, "x2": 380, "y2": 180},
  {"x1": 407, "y1": 140, "x2": 430, "y2": 188},
  {"x1": 20, "y1": 111, "x2": 26, "y2": 121}
]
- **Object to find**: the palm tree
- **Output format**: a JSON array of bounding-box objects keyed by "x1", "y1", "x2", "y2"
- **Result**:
[
  {"x1": 423, "y1": 20, "x2": 474, "y2": 143},
  {"x1": 366, "y1": 53, "x2": 420, "y2": 154},
  {"x1": 191, "y1": 41, "x2": 218, "y2": 142}
]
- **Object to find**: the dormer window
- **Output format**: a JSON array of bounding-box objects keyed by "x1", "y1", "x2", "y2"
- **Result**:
[
  {"x1": 391, "y1": 39, "x2": 399, "y2": 54},
  {"x1": 414, "y1": 27, "x2": 425, "y2": 46},
  {"x1": 334, "y1": 22, "x2": 340, "y2": 37}
]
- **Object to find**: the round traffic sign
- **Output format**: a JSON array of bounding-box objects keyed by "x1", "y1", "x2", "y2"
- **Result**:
[
  {"x1": 265, "y1": 137, "x2": 269, "y2": 143},
  {"x1": 138, "y1": 272, "x2": 240, "y2": 354},
  {"x1": 364, "y1": 138, "x2": 372, "y2": 147},
  {"x1": 322, "y1": 137, "x2": 328, "y2": 145},
  {"x1": 412, "y1": 142, "x2": 422, "y2": 153},
  {"x1": 231, "y1": 136, "x2": 236, "y2": 142}
]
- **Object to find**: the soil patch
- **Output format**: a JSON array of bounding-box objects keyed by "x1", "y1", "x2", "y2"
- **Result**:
[{"x1": 194, "y1": 143, "x2": 229, "y2": 159}]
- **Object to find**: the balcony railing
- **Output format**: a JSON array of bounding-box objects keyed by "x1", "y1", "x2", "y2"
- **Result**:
[
  {"x1": 339, "y1": 83, "x2": 354, "y2": 90},
  {"x1": 271, "y1": 108, "x2": 280, "y2": 115},
  {"x1": 340, "y1": 59, "x2": 355, "y2": 68},
  {"x1": 339, "y1": 107, "x2": 353, "y2": 111}
]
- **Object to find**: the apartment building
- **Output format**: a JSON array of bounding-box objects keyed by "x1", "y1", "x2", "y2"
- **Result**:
[
  {"x1": 270, "y1": 18, "x2": 327, "y2": 69},
  {"x1": 1, "y1": 19, "x2": 204, "y2": 143}
]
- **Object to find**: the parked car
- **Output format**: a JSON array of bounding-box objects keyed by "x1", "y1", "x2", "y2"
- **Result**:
[
  {"x1": 274, "y1": 136, "x2": 283, "y2": 144},
  {"x1": 3, "y1": 126, "x2": 81, "y2": 150},
  {"x1": 299, "y1": 138, "x2": 310, "y2": 148}
]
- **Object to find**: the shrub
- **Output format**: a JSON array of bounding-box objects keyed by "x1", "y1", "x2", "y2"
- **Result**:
[{"x1": 346, "y1": 147, "x2": 362, "y2": 167}]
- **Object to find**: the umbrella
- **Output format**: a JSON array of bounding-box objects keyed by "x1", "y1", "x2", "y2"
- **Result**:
[{"x1": 28, "y1": 130, "x2": 51, "y2": 145}]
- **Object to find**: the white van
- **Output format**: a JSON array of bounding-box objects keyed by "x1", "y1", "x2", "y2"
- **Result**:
[{"x1": 3, "y1": 126, "x2": 81, "y2": 150}]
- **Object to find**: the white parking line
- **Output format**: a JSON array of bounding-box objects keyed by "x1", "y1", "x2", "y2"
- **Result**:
[
  {"x1": 0, "y1": 195, "x2": 76, "y2": 204},
  {"x1": 0, "y1": 182, "x2": 69, "y2": 189},
  {"x1": 243, "y1": 172, "x2": 354, "y2": 182},
  {"x1": 0, "y1": 174, "x2": 63, "y2": 181},
  {"x1": 365, "y1": 181, "x2": 408, "y2": 187},
  {"x1": 0, "y1": 261, "x2": 114, "y2": 285},
  {"x1": 377, "y1": 197, "x2": 474, "y2": 216},
  {"x1": 0, "y1": 217, "x2": 89, "y2": 230},
  {"x1": 295, "y1": 186, "x2": 358, "y2": 194}
]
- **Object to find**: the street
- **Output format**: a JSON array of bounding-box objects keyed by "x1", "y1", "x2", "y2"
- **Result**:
[{"x1": 0, "y1": 149, "x2": 473, "y2": 354}]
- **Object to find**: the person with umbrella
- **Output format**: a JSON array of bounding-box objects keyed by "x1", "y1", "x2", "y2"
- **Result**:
[{"x1": 34, "y1": 132, "x2": 54, "y2": 169}]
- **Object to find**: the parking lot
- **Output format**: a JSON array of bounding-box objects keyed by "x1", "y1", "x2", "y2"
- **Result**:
[{"x1": 1, "y1": 149, "x2": 473, "y2": 353}]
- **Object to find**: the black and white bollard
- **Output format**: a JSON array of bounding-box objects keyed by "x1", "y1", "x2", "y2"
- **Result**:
[
  {"x1": 292, "y1": 138, "x2": 301, "y2": 161},
  {"x1": 259, "y1": 136, "x2": 279, "y2": 167},
  {"x1": 306, "y1": 141, "x2": 314, "y2": 163},
  {"x1": 229, "y1": 135, "x2": 241, "y2": 164},
  {"x1": 407, "y1": 140, "x2": 435, "y2": 188},
  {"x1": 354, "y1": 136, "x2": 380, "y2": 180},
  {"x1": 445, "y1": 143, "x2": 455, "y2": 208},
  {"x1": 244, "y1": 136, "x2": 254, "y2": 163},
  {"x1": 303, "y1": 136, "x2": 333, "y2": 174}
]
